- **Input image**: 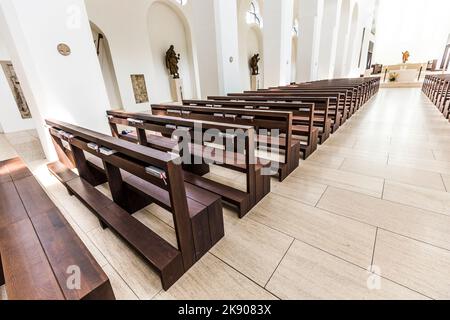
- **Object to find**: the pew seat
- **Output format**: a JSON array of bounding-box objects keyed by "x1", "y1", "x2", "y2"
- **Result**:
[{"x1": 0, "y1": 157, "x2": 115, "y2": 300}]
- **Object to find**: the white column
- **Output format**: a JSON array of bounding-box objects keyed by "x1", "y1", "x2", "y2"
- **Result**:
[
  {"x1": 297, "y1": 0, "x2": 324, "y2": 82},
  {"x1": 0, "y1": 0, "x2": 111, "y2": 160},
  {"x1": 191, "y1": 0, "x2": 241, "y2": 96},
  {"x1": 263, "y1": 0, "x2": 294, "y2": 88},
  {"x1": 214, "y1": 0, "x2": 241, "y2": 94},
  {"x1": 317, "y1": 0, "x2": 342, "y2": 80}
]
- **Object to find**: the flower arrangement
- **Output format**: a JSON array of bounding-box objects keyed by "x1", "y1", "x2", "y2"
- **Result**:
[{"x1": 389, "y1": 72, "x2": 399, "y2": 82}]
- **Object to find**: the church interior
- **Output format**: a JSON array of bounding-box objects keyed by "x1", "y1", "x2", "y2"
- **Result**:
[{"x1": 0, "y1": 0, "x2": 450, "y2": 301}]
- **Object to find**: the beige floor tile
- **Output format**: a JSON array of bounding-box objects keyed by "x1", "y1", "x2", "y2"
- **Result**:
[
  {"x1": 317, "y1": 187, "x2": 450, "y2": 251},
  {"x1": 374, "y1": 230, "x2": 450, "y2": 299},
  {"x1": 388, "y1": 155, "x2": 450, "y2": 175},
  {"x1": 102, "y1": 264, "x2": 139, "y2": 300},
  {"x1": 266, "y1": 240, "x2": 427, "y2": 300},
  {"x1": 383, "y1": 180, "x2": 450, "y2": 216},
  {"x1": 340, "y1": 158, "x2": 446, "y2": 191},
  {"x1": 0, "y1": 285, "x2": 7, "y2": 300},
  {"x1": 433, "y1": 150, "x2": 450, "y2": 162},
  {"x1": 210, "y1": 217, "x2": 293, "y2": 286},
  {"x1": 155, "y1": 253, "x2": 277, "y2": 300},
  {"x1": 133, "y1": 209, "x2": 178, "y2": 248},
  {"x1": 291, "y1": 163, "x2": 384, "y2": 198},
  {"x1": 306, "y1": 150, "x2": 346, "y2": 169},
  {"x1": 318, "y1": 145, "x2": 388, "y2": 163},
  {"x1": 443, "y1": 175, "x2": 450, "y2": 192},
  {"x1": 88, "y1": 227, "x2": 162, "y2": 299},
  {"x1": 249, "y1": 193, "x2": 376, "y2": 268},
  {"x1": 271, "y1": 175, "x2": 327, "y2": 206}
]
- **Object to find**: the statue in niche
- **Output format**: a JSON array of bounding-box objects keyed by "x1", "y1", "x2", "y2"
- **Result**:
[
  {"x1": 402, "y1": 51, "x2": 410, "y2": 64},
  {"x1": 250, "y1": 53, "x2": 260, "y2": 76},
  {"x1": 165, "y1": 45, "x2": 181, "y2": 79}
]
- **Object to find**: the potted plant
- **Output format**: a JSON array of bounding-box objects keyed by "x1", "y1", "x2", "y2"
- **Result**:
[{"x1": 389, "y1": 72, "x2": 399, "y2": 82}]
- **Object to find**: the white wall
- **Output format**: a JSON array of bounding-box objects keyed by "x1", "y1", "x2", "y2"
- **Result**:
[
  {"x1": 214, "y1": 0, "x2": 242, "y2": 94},
  {"x1": 0, "y1": 0, "x2": 111, "y2": 159},
  {"x1": 296, "y1": 0, "x2": 323, "y2": 82},
  {"x1": 148, "y1": 1, "x2": 195, "y2": 101},
  {"x1": 0, "y1": 32, "x2": 35, "y2": 133},
  {"x1": 373, "y1": 0, "x2": 450, "y2": 65},
  {"x1": 263, "y1": 0, "x2": 294, "y2": 87}
]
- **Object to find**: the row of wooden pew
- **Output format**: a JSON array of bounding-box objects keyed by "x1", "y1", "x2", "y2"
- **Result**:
[
  {"x1": 43, "y1": 77, "x2": 379, "y2": 292},
  {"x1": 423, "y1": 74, "x2": 450, "y2": 119},
  {"x1": 0, "y1": 157, "x2": 115, "y2": 300}
]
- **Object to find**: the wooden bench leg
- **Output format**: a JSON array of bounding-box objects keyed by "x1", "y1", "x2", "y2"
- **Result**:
[
  {"x1": 83, "y1": 280, "x2": 115, "y2": 300},
  {"x1": 0, "y1": 253, "x2": 5, "y2": 286}
]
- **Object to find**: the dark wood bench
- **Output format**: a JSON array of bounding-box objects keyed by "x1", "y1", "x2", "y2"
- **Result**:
[
  {"x1": 423, "y1": 75, "x2": 450, "y2": 118},
  {"x1": 106, "y1": 110, "x2": 271, "y2": 216},
  {"x1": 46, "y1": 119, "x2": 224, "y2": 290},
  {"x1": 255, "y1": 88, "x2": 353, "y2": 124},
  {"x1": 218, "y1": 92, "x2": 343, "y2": 133},
  {"x1": 204, "y1": 96, "x2": 332, "y2": 143},
  {"x1": 0, "y1": 157, "x2": 115, "y2": 300},
  {"x1": 178, "y1": 100, "x2": 317, "y2": 161},
  {"x1": 424, "y1": 75, "x2": 450, "y2": 119}
]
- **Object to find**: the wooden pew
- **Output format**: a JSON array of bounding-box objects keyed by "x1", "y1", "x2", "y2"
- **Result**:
[
  {"x1": 106, "y1": 110, "x2": 271, "y2": 216},
  {"x1": 45, "y1": 119, "x2": 224, "y2": 290},
  {"x1": 180, "y1": 100, "x2": 320, "y2": 157},
  {"x1": 148, "y1": 104, "x2": 304, "y2": 174},
  {"x1": 203, "y1": 96, "x2": 332, "y2": 143},
  {"x1": 0, "y1": 157, "x2": 115, "y2": 300},
  {"x1": 262, "y1": 87, "x2": 354, "y2": 122},
  {"x1": 423, "y1": 74, "x2": 450, "y2": 120},
  {"x1": 226, "y1": 92, "x2": 343, "y2": 132}
]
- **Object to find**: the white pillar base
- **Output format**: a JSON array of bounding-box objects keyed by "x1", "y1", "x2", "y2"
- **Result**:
[
  {"x1": 170, "y1": 78, "x2": 183, "y2": 103},
  {"x1": 251, "y1": 75, "x2": 260, "y2": 91}
]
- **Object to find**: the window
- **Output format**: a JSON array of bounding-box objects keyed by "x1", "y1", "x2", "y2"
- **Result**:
[{"x1": 246, "y1": 1, "x2": 262, "y2": 27}]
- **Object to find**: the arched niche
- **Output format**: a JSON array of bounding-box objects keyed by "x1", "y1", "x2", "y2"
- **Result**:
[
  {"x1": 238, "y1": 0, "x2": 264, "y2": 90},
  {"x1": 147, "y1": 1, "x2": 196, "y2": 102},
  {"x1": 90, "y1": 22, "x2": 123, "y2": 109},
  {"x1": 334, "y1": 0, "x2": 351, "y2": 78},
  {"x1": 344, "y1": 3, "x2": 359, "y2": 76}
]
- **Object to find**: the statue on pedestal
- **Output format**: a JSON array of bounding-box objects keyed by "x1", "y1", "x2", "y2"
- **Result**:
[
  {"x1": 166, "y1": 45, "x2": 181, "y2": 79},
  {"x1": 250, "y1": 53, "x2": 260, "y2": 75},
  {"x1": 402, "y1": 51, "x2": 410, "y2": 64}
]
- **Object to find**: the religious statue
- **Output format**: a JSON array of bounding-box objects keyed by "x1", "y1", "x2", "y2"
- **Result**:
[
  {"x1": 250, "y1": 53, "x2": 260, "y2": 76},
  {"x1": 402, "y1": 51, "x2": 410, "y2": 64},
  {"x1": 165, "y1": 45, "x2": 181, "y2": 79}
]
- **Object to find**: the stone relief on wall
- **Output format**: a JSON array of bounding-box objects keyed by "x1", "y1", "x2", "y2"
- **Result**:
[
  {"x1": 1, "y1": 61, "x2": 32, "y2": 119},
  {"x1": 130, "y1": 74, "x2": 149, "y2": 104}
]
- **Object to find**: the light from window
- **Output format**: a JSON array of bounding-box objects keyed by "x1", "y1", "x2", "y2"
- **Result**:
[
  {"x1": 246, "y1": 1, "x2": 262, "y2": 27},
  {"x1": 176, "y1": 0, "x2": 187, "y2": 6}
]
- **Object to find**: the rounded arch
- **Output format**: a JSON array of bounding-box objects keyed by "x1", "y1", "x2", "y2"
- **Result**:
[
  {"x1": 147, "y1": 0, "x2": 199, "y2": 102},
  {"x1": 90, "y1": 21, "x2": 123, "y2": 109},
  {"x1": 344, "y1": 3, "x2": 359, "y2": 76},
  {"x1": 334, "y1": 0, "x2": 351, "y2": 78}
]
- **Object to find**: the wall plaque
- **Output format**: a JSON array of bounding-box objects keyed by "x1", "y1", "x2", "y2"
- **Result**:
[
  {"x1": 57, "y1": 43, "x2": 71, "y2": 56},
  {"x1": 131, "y1": 74, "x2": 149, "y2": 104}
]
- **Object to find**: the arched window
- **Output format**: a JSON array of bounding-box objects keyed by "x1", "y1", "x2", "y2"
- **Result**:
[
  {"x1": 292, "y1": 19, "x2": 299, "y2": 37},
  {"x1": 175, "y1": 0, "x2": 187, "y2": 6},
  {"x1": 246, "y1": 1, "x2": 262, "y2": 27}
]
